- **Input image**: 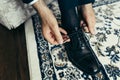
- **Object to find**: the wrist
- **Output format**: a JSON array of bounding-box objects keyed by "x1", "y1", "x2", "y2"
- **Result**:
[
  {"x1": 32, "y1": 0, "x2": 50, "y2": 18},
  {"x1": 81, "y1": 3, "x2": 92, "y2": 8},
  {"x1": 82, "y1": 3, "x2": 93, "y2": 8},
  {"x1": 81, "y1": 3, "x2": 93, "y2": 12},
  {"x1": 33, "y1": 0, "x2": 47, "y2": 12}
]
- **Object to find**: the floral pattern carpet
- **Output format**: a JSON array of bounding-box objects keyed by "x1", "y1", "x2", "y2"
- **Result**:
[{"x1": 31, "y1": 0, "x2": 120, "y2": 80}]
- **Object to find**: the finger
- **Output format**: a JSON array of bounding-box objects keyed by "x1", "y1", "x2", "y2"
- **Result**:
[
  {"x1": 50, "y1": 25, "x2": 63, "y2": 44},
  {"x1": 86, "y1": 17, "x2": 96, "y2": 34},
  {"x1": 63, "y1": 39, "x2": 70, "y2": 43},
  {"x1": 81, "y1": 20, "x2": 95, "y2": 34},
  {"x1": 43, "y1": 30, "x2": 59, "y2": 45},
  {"x1": 49, "y1": 33, "x2": 59, "y2": 45},
  {"x1": 80, "y1": 21, "x2": 87, "y2": 28},
  {"x1": 62, "y1": 34, "x2": 70, "y2": 43},
  {"x1": 80, "y1": 22, "x2": 89, "y2": 32},
  {"x1": 42, "y1": 26, "x2": 59, "y2": 45},
  {"x1": 80, "y1": 20, "x2": 84, "y2": 27},
  {"x1": 49, "y1": 40, "x2": 59, "y2": 45},
  {"x1": 83, "y1": 26, "x2": 89, "y2": 32},
  {"x1": 62, "y1": 34, "x2": 70, "y2": 40},
  {"x1": 87, "y1": 23, "x2": 95, "y2": 34},
  {"x1": 59, "y1": 27, "x2": 67, "y2": 35}
]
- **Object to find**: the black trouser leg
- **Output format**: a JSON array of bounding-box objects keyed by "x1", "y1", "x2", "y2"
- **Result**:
[{"x1": 58, "y1": 0, "x2": 80, "y2": 34}]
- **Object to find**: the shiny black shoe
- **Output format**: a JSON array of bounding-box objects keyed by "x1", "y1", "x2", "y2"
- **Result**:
[
  {"x1": 57, "y1": 0, "x2": 109, "y2": 79},
  {"x1": 64, "y1": 28, "x2": 100, "y2": 75},
  {"x1": 64, "y1": 28, "x2": 109, "y2": 79}
]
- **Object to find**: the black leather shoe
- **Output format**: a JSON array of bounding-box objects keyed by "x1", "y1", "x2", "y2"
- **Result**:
[
  {"x1": 57, "y1": 0, "x2": 109, "y2": 79},
  {"x1": 64, "y1": 28, "x2": 109, "y2": 79},
  {"x1": 64, "y1": 28, "x2": 100, "y2": 75}
]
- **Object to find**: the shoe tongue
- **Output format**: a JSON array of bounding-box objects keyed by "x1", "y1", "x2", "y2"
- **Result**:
[
  {"x1": 68, "y1": 29, "x2": 88, "y2": 50},
  {"x1": 68, "y1": 27, "x2": 82, "y2": 37},
  {"x1": 66, "y1": 26, "x2": 82, "y2": 35}
]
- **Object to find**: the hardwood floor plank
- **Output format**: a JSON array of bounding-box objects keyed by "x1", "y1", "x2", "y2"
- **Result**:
[{"x1": 0, "y1": 24, "x2": 30, "y2": 80}]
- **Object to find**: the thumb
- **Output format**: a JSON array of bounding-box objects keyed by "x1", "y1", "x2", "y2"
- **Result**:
[
  {"x1": 50, "y1": 25, "x2": 64, "y2": 44},
  {"x1": 88, "y1": 24, "x2": 95, "y2": 34}
]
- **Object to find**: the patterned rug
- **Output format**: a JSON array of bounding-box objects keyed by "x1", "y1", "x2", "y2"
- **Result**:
[{"x1": 31, "y1": 0, "x2": 120, "y2": 80}]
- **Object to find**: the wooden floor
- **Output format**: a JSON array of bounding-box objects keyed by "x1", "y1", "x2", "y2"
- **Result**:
[{"x1": 0, "y1": 24, "x2": 30, "y2": 80}]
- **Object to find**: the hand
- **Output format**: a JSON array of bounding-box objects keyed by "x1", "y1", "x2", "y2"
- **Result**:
[
  {"x1": 42, "y1": 25, "x2": 70, "y2": 45},
  {"x1": 33, "y1": 0, "x2": 70, "y2": 45},
  {"x1": 78, "y1": 3, "x2": 96, "y2": 34}
]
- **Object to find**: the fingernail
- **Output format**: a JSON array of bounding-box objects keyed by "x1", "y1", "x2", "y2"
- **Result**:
[
  {"x1": 59, "y1": 40, "x2": 63, "y2": 44},
  {"x1": 92, "y1": 31, "x2": 96, "y2": 35}
]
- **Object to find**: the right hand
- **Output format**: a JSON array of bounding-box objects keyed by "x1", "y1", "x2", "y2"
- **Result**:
[{"x1": 78, "y1": 3, "x2": 96, "y2": 34}]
